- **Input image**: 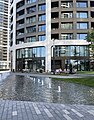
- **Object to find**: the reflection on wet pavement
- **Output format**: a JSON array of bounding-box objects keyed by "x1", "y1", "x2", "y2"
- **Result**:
[{"x1": 0, "y1": 74, "x2": 94, "y2": 105}]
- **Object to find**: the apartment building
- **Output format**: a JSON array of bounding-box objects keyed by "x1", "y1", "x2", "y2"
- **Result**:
[
  {"x1": 0, "y1": 0, "x2": 10, "y2": 69},
  {"x1": 10, "y1": 0, "x2": 93, "y2": 72}
]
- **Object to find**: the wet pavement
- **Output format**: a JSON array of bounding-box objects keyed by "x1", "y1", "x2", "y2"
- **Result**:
[
  {"x1": 0, "y1": 73, "x2": 94, "y2": 104},
  {"x1": 0, "y1": 72, "x2": 94, "y2": 120}
]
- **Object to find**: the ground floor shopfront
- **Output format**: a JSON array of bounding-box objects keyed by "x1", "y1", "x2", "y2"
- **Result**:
[
  {"x1": 11, "y1": 44, "x2": 90, "y2": 72},
  {"x1": 15, "y1": 57, "x2": 90, "y2": 72}
]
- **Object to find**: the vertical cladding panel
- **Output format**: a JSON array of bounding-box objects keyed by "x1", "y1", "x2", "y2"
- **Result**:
[{"x1": 45, "y1": 0, "x2": 51, "y2": 72}]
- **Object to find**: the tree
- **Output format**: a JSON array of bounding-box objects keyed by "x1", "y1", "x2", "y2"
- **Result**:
[{"x1": 85, "y1": 30, "x2": 94, "y2": 70}]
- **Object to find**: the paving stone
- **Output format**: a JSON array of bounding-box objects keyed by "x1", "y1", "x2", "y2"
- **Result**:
[{"x1": 0, "y1": 100, "x2": 94, "y2": 120}]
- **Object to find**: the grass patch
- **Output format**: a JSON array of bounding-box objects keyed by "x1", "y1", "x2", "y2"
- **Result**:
[{"x1": 53, "y1": 77, "x2": 94, "y2": 87}]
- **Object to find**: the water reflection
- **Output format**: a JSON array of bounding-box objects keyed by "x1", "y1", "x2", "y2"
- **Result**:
[{"x1": 0, "y1": 74, "x2": 94, "y2": 105}]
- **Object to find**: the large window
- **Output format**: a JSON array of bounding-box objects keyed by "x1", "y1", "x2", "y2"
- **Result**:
[
  {"x1": 77, "y1": 12, "x2": 88, "y2": 18},
  {"x1": 17, "y1": 47, "x2": 45, "y2": 58},
  {"x1": 38, "y1": 35, "x2": 45, "y2": 41},
  {"x1": 76, "y1": 2, "x2": 87, "y2": 8},
  {"x1": 77, "y1": 34, "x2": 87, "y2": 40},
  {"x1": 38, "y1": 24, "x2": 46, "y2": 32},
  {"x1": 26, "y1": 26, "x2": 36, "y2": 33},
  {"x1": 26, "y1": 36, "x2": 36, "y2": 42},
  {"x1": 61, "y1": 34, "x2": 73, "y2": 40},
  {"x1": 27, "y1": 6, "x2": 36, "y2": 14},
  {"x1": 38, "y1": 14, "x2": 46, "y2": 21},
  {"x1": 26, "y1": 16, "x2": 36, "y2": 24},
  {"x1": 77, "y1": 22, "x2": 88, "y2": 29},
  {"x1": 54, "y1": 46, "x2": 89, "y2": 57},
  {"x1": 61, "y1": 23, "x2": 73, "y2": 29},
  {"x1": 38, "y1": 4, "x2": 46, "y2": 11}
]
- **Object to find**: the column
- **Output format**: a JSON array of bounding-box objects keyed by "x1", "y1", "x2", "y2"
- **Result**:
[
  {"x1": 45, "y1": 0, "x2": 51, "y2": 72},
  {"x1": 12, "y1": 49, "x2": 16, "y2": 71}
]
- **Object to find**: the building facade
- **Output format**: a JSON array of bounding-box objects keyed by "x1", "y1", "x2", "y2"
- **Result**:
[
  {"x1": 0, "y1": 0, "x2": 10, "y2": 69},
  {"x1": 10, "y1": 0, "x2": 93, "y2": 72}
]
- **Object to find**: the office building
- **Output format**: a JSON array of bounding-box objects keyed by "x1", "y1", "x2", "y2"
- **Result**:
[
  {"x1": 0, "y1": 0, "x2": 10, "y2": 69},
  {"x1": 10, "y1": 0, "x2": 93, "y2": 72}
]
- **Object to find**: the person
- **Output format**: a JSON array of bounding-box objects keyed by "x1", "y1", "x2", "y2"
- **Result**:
[{"x1": 69, "y1": 63, "x2": 72, "y2": 74}]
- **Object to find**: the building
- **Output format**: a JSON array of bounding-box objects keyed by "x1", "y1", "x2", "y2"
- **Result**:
[
  {"x1": 0, "y1": 0, "x2": 10, "y2": 70},
  {"x1": 10, "y1": 0, "x2": 93, "y2": 72}
]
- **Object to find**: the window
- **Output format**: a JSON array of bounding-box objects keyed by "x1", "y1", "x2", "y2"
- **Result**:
[
  {"x1": 38, "y1": 25, "x2": 46, "y2": 32},
  {"x1": 61, "y1": 23, "x2": 73, "y2": 29},
  {"x1": 61, "y1": 1, "x2": 73, "y2": 8},
  {"x1": 26, "y1": 16, "x2": 36, "y2": 24},
  {"x1": 26, "y1": 36, "x2": 36, "y2": 42},
  {"x1": 38, "y1": 4, "x2": 46, "y2": 11},
  {"x1": 27, "y1": 6, "x2": 36, "y2": 14},
  {"x1": 76, "y1": 2, "x2": 87, "y2": 8},
  {"x1": 16, "y1": 0, "x2": 24, "y2": 9},
  {"x1": 16, "y1": 10, "x2": 24, "y2": 18},
  {"x1": 77, "y1": 34, "x2": 87, "y2": 40},
  {"x1": 61, "y1": 34, "x2": 73, "y2": 40},
  {"x1": 77, "y1": 12, "x2": 88, "y2": 18},
  {"x1": 77, "y1": 23, "x2": 88, "y2": 29},
  {"x1": 26, "y1": 26, "x2": 36, "y2": 33},
  {"x1": 27, "y1": 0, "x2": 36, "y2": 4},
  {"x1": 61, "y1": 12, "x2": 73, "y2": 18},
  {"x1": 17, "y1": 29, "x2": 24, "y2": 36},
  {"x1": 38, "y1": 14, "x2": 46, "y2": 21},
  {"x1": 38, "y1": 35, "x2": 45, "y2": 41}
]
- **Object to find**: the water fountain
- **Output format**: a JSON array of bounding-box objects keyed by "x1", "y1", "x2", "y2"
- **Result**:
[{"x1": 58, "y1": 86, "x2": 61, "y2": 92}]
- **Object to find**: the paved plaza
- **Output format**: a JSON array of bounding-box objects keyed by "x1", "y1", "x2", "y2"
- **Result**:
[
  {"x1": 0, "y1": 72, "x2": 94, "y2": 120},
  {"x1": 0, "y1": 100, "x2": 94, "y2": 120}
]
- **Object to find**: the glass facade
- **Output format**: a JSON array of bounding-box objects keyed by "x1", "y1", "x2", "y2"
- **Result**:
[
  {"x1": 51, "y1": 45, "x2": 89, "y2": 71},
  {"x1": 54, "y1": 46, "x2": 89, "y2": 57},
  {"x1": 16, "y1": 47, "x2": 45, "y2": 71},
  {"x1": 17, "y1": 47, "x2": 45, "y2": 58}
]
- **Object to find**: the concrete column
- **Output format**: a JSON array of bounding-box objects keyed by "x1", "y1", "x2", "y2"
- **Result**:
[
  {"x1": 13, "y1": 3, "x2": 16, "y2": 46},
  {"x1": 7, "y1": 0, "x2": 10, "y2": 69},
  {"x1": 45, "y1": 46, "x2": 51, "y2": 72},
  {"x1": 45, "y1": 0, "x2": 51, "y2": 72},
  {"x1": 12, "y1": 49, "x2": 16, "y2": 71}
]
